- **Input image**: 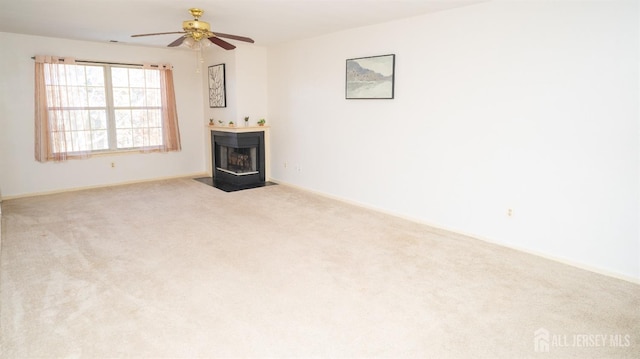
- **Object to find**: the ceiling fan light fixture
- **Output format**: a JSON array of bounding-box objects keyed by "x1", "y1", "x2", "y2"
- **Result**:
[{"x1": 181, "y1": 36, "x2": 196, "y2": 48}]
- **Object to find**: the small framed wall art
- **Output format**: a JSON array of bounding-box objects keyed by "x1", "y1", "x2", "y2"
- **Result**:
[
  {"x1": 345, "y1": 54, "x2": 395, "y2": 99},
  {"x1": 208, "y1": 63, "x2": 226, "y2": 108}
]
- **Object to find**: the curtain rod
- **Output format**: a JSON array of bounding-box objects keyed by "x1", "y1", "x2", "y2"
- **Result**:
[{"x1": 29, "y1": 56, "x2": 155, "y2": 67}]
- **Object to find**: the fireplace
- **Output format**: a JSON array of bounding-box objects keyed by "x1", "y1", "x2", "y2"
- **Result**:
[{"x1": 211, "y1": 130, "x2": 265, "y2": 188}]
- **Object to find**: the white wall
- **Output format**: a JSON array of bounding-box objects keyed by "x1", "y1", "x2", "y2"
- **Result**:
[
  {"x1": 0, "y1": 33, "x2": 207, "y2": 197},
  {"x1": 267, "y1": 1, "x2": 640, "y2": 280},
  {"x1": 204, "y1": 43, "x2": 268, "y2": 126},
  {"x1": 203, "y1": 43, "x2": 268, "y2": 175},
  {"x1": 235, "y1": 44, "x2": 268, "y2": 125},
  {"x1": 205, "y1": 46, "x2": 238, "y2": 126}
]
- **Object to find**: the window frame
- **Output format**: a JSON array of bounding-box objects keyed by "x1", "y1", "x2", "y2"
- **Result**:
[{"x1": 45, "y1": 62, "x2": 166, "y2": 155}]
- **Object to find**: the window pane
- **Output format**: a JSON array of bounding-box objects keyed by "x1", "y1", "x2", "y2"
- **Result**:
[
  {"x1": 145, "y1": 70, "x2": 160, "y2": 88},
  {"x1": 72, "y1": 131, "x2": 92, "y2": 151},
  {"x1": 129, "y1": 69, "x2": 145, "y2": 87},
  {"x1": 67, "y1": 66, "x2": 86, "y2": 86},
  {"x1": 115, "y1": 110, "x2": 132, "y2": 128},
  {"x1": 116, "y1": 129, "x2": 133, "y2": 148},
  {"x1": 48, "y1": 110, "x2": 62, "y2": 130},
  {"x1": 85, "y1": 66, "x2": 104, "y2": 86},
  {"x1": 69, "y1": 86, "x2": 88, "y2": 107},
  {"x1": 148, "y1": 110, "x2": 161, "y2": 127},
  {"x1": 62, "y1": 65, "x2": 71, "y2": 85},
  {"x1": 130, "y1": 88, "x2": 146, "y2": 107},
  {"x1": 56, "y1": 66, "x2": 68, "y2": 86},
  {"x1": 67, "y1": 111, "x2": 78, "y2": 130},
  {"x1": 133, "y1": 128, "x2": 146, "y2": 147},
  {"x1": 51, "y1": 131, "x2": 65, "y2": 153},
  {"x1": 90, "y1": 110, "x2": 107, "y2": 129},
  {"x1": 61, "y1": 111, "x2": 72, "y2": 130},
  {"x1": 111, "y1": 67, "x2": 129, "y2": 87},
  {"x1": 47, "y1": 86, "x2": 60, "y2": 106},
  {"x1": 87, "y1": 87, "x2": 106, "y2": 107},
  {"x1": 58, "y1": 87, "x2": 70, "y2": 107},
  {"x1": 113, "y1": 88, "x2": 130, "y2": 107},
  {"x1": 149, "y1": 128, "x2": 162, "y2": 146},
  {"x1": 146, "y1": 89, "x2": 161, "y2": 107},
  {"x1": 92, "y1": 130, "x2": 109, "y2": 150},
  {"x1": 64, "y1": 130, "x2": 91, "y2": 152},
  {"x1": 131, "y1": 109, "x2": 146, "y2": 127},
  {"x1": 63, "y1": 131, "x2": 73, "y2": 150},
  {"x1": 68, "y1": 110, "x2": 89, "y2": 131}
]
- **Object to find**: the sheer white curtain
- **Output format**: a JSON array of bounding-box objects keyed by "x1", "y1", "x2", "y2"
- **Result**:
[
  {"x1": 34, "y1": 55, "x2": 90, "y2": 162},
  {"x1": 145, "y1": 63, "x2": 181, "y2": 153}
]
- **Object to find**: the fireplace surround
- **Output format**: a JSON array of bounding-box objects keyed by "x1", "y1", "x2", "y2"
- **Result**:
[
  {"x1": 213, "y1": 130, "x2": 265, "y2": 185},
  {"x1": 205, "y1": 127, "x2": 271, "y2": 192}
]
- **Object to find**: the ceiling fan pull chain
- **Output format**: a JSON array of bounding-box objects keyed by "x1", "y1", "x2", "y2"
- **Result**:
[
  {"x1": 195, "y1": 49, "x2": 201, "y2": 73},
  {"x1": 198, "y1": 44, "x2": 205, "y2": 65}
]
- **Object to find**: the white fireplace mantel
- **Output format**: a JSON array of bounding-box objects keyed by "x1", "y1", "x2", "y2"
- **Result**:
[{"x1": 208, "y1": 125, "x2": 269, "y2": 133}]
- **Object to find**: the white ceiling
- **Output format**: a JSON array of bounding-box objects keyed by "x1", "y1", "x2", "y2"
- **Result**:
[{"x1": 0, "y1": 0, "x2": 485, "y2": 48}]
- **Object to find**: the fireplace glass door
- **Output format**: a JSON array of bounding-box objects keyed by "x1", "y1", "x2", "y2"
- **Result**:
[{"x1": 217, "y1": 146, "x2": 258, "y2": 176}]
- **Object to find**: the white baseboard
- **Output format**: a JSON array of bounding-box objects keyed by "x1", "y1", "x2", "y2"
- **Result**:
[
  {"x1": 270, "y1": 178, "x2": 640, "y2": 286},
  {"x1": 1, "y1": 173, "x2": 209, "y2": 201}
]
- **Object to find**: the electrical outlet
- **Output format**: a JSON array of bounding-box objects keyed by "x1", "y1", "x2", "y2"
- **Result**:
[
  {"x1": 507, "y1": 208, "x2": 513, "y2": 217},
  {"x1": 284, "y1": 161, "x2": 288, "y2": 168},
  {"x1": 111, "y1": 162, "x2": 115, "y2": 168}
]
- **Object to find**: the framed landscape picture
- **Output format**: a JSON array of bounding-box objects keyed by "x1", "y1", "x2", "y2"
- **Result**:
[
  {"x1": 208, "y1": 64, "x2": 226, "y2": 108},
  {"x1": 346, "y1": 54, "x2": 395, "y2": 99}
]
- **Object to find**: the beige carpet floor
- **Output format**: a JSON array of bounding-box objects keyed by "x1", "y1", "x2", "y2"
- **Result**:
[{"x1": 1, "y1": 178, "x2": 639, "y2": 358}]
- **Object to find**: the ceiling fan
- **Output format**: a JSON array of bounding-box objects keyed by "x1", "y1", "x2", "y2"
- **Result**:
[{"x1": 131, "y1": 8, "x2": 254, "y2": 50}]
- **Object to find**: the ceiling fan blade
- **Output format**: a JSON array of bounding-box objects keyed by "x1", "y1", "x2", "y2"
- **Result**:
[
  {"x1": 168, "y1": 36, "x2": 187, "y2": 47},
  {"x1": 212, "y1": 32, "x2": 255, "y2": 43},
  {"x1": 131, "y1": 31, "x2": 186, "y2": 38},
  {"x1": 208, "y1": 37, "x2": 236, "y2": 50}
]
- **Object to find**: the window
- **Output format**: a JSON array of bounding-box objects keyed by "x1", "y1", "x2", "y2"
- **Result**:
[
  {"x1": 34, "y1": 56, "x2": 181, "y2": 162},
  {"x1": 111, "y1": 67, "x2": 163, "y2": 149}
]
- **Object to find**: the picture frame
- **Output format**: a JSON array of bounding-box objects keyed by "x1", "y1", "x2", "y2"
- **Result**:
[
  {"x1": 208, "y1": 63, "x2": 226, "y2": 108},
  {"x1": 346, "y1": 54, "x2": 395, "y2": 99}
]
